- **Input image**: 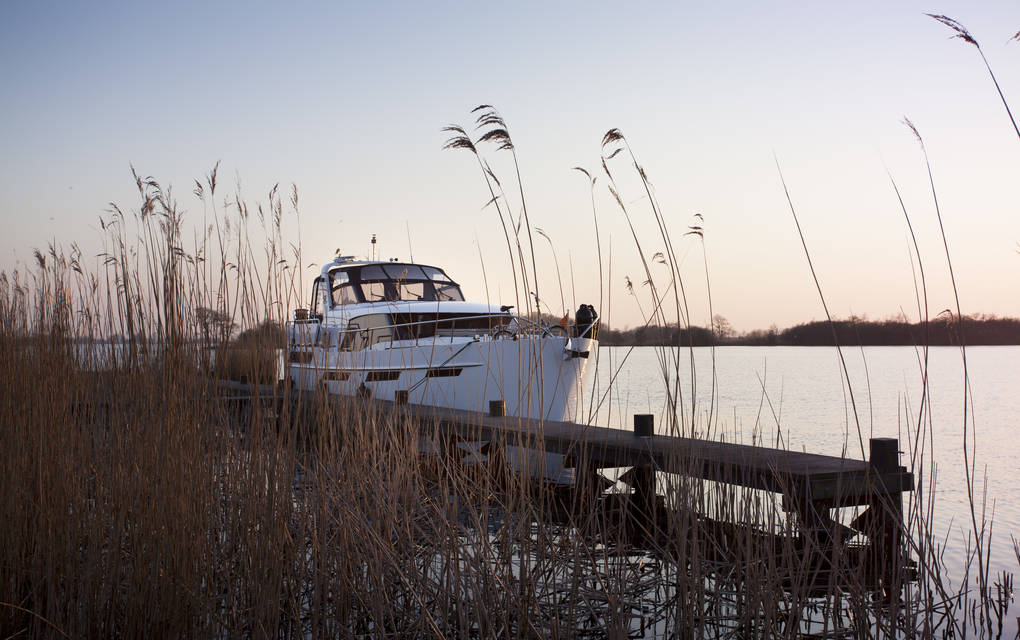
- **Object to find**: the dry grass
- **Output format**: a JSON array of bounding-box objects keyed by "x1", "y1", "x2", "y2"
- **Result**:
[{"x1": 0, "y1": 117, "x2": 1014, "y2": 638}]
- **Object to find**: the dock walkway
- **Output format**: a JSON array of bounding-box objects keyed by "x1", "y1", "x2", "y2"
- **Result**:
[{"x1": 223, "y1": 380, "x2": 912, "y2": 549}]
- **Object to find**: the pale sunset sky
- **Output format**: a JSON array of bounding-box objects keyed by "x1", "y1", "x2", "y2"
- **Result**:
[{"x1": 1, "y1": 1, "x2": 1017, "y2": 331}]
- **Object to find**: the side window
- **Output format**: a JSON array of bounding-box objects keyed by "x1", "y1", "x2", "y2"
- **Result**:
[
  {"x1": 341, "y1": 314, "x2": 392, "y2": 350},
  {"x1": 433, "y1": 283, "x2": 463, "y2": 301},
  {"x1": 338, "y1": 286, "x2": 358, "y2": 305},
  {"x1": 310, "y1": 277, "x2": 323, "y2": 317},
  {"x1": 340, "y1": 321, "x2": 359, "y2": 351},
  {"x1": 365, "y1": 314, "x2": 392, "y2": 348},
  {"x1": 422, "y1": 267, "x2": 464, "y2": 301}
]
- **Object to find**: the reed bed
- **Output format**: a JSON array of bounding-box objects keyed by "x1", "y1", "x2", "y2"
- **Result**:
[{"x1": 1, "y1": 114, "x2": 1015, "y2": 639}]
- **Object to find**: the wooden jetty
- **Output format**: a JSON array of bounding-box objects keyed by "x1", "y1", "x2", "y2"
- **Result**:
[{"x1": 223, "y1": 381, "x2": 913, "y2": 578}]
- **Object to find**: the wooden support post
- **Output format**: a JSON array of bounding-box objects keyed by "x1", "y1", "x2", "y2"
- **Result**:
[
  {"x1": 630, "y1": 467, "x2": 656, "y2": 537},
  {"x1": 489, "y1": 400, "x2": 505, "y2": 417},
  {"x1": 869, "y1": 437, "x2": 904, "y2": 590},
  {"x1": 572, "y1": 448, "x2": 600, "y2": 519},
  {"x1": 631, "y1": 414, "x2": 657, "y2": 542},
  {"x1": 633, "y1": 413, "x2": 654, "y2": 438},
  {"x1": 870, "y1": 437, "x2": 899, "y2": 473}
]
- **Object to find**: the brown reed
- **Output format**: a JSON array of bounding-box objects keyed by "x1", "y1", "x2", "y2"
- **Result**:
[{"x1": 0, "y1": 113, "x2": 1013, "y2": 638}]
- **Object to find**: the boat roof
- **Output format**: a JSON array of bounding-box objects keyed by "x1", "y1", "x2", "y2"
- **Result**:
[
  {"x1": 319, "y1": 257, "x2": 446, "y2": 278},
  {"x1": 314, "y1": 257, "x2": 507, "y2": 314}
]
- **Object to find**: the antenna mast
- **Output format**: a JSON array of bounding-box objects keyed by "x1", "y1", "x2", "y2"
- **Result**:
[{"x1": 405, "y1": 222, "x2": 414, "y2": 262}]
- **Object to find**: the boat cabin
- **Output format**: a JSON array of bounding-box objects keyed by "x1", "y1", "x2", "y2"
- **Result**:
[
  {"x1": 309, "y1": 261, "x2": 466, "y2": 317},
  {"x1": 293, "y1": 259, "x2": 512, "y2": 351}
]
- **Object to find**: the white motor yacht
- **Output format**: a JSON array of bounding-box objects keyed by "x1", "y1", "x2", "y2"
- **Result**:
[{"x1": 286, "y1": 255, "x2": 600, "y2": 483}]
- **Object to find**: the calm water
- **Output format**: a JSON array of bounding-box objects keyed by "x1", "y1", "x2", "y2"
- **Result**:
[{"x1": 592, "y1": 345, "x2": 1019, "y2": 587}]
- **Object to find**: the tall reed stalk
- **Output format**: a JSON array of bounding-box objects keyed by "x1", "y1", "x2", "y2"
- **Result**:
[{"x1": 927, "y1": 14, "x2": 1020, "y2": 141}]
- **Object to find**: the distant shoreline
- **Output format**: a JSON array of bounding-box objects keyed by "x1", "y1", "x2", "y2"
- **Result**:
[{"x1": 597, "y1": 315, "x2": 1020, "y2": 347}]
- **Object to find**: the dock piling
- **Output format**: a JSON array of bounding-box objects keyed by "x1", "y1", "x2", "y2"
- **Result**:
[
  {"x1": 869, "y1": 437, "x2": 905, "y2": 587},
  {"x1": 630, "y1": 414, "x2": 658, "y2": 539},
  {"x1": 633, "y1": 414, "x2": 654, "y2": 438}
]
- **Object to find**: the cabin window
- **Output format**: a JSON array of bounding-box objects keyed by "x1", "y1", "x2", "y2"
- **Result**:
[
  {"x1": 360, "y1": 265, "x2": 387, "y2": 280},
  {"x1": 330, "y1": 271, "x2": 359, "y2": 306},
  {"x1": 384, "y1": 264, "x2": 427, "y2": 280},
  {"x1": 422, "y1": 267, "x2": 464, "y2": 301},
  {"x1": 335, "y1": 286, "x2": 358, "y2": 305},
  {"x1": 396, "y1": 281, "x2": 426, "y2": 301},
  {"x1": 341, "y1": 314, "x2": 393, "y2": 351},
  {"x1": 361, "y1": 281, "x2": 388, "y2": 302},
  {"x1": 391, "y1": 312, "x2": 510, "y2": 340},
  {"x1": 432, "y1": 282, "x2": 463, "y2": 302},
  {"x1": 423, "y1": 266, "x2": 452, "y2": 282},
  {"x1": 310, "y1": 277, "x2": 324, "y2": 317}
]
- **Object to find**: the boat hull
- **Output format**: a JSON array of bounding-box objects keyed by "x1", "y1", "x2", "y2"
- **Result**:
[
  {"x1": 287, "y1": 333, "x2": 597, "y2": 483},
  {"x1": 288, "y1": 335, "x2": 595, "y2": 421}
]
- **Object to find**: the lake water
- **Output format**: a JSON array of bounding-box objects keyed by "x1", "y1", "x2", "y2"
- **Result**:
[{"x1": 590, "y1": 345, "x2": 1019, "y2": 591}]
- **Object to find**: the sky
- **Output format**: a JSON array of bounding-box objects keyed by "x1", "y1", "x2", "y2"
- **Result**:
[{"x1": 1, "y1": 1, "x2": 1018, "y2": 332}]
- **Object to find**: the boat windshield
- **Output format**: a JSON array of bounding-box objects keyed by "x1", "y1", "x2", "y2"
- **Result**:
[
  {"x1": 329, "y1": 271, "x2": 359, "y2": 306},
  {"x1": 355, "y1": 263, "x2": 465, "y2": 303}
]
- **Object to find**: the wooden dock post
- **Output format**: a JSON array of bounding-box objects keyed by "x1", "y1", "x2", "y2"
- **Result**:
[
  {"x1": 633, "y1": 414, "x2": 654, "y2": 438},
  {"x1": 869, "y1": 437, "x2": 904, "y2": 587},
  {"x1": 571, "y1": 447, "x2": 600, "y2": 518},
  {"x1": 630, "y1": 414, "x2": 657, "y2": 540}
]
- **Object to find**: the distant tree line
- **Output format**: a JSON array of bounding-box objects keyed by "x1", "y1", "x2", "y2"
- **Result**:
[
  {"x1": 598, "y1": 314, "x2": 1020, "y2": 347},
  {"x1": 597, "y1": 324, "x2": 719, "y2": 346}
]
